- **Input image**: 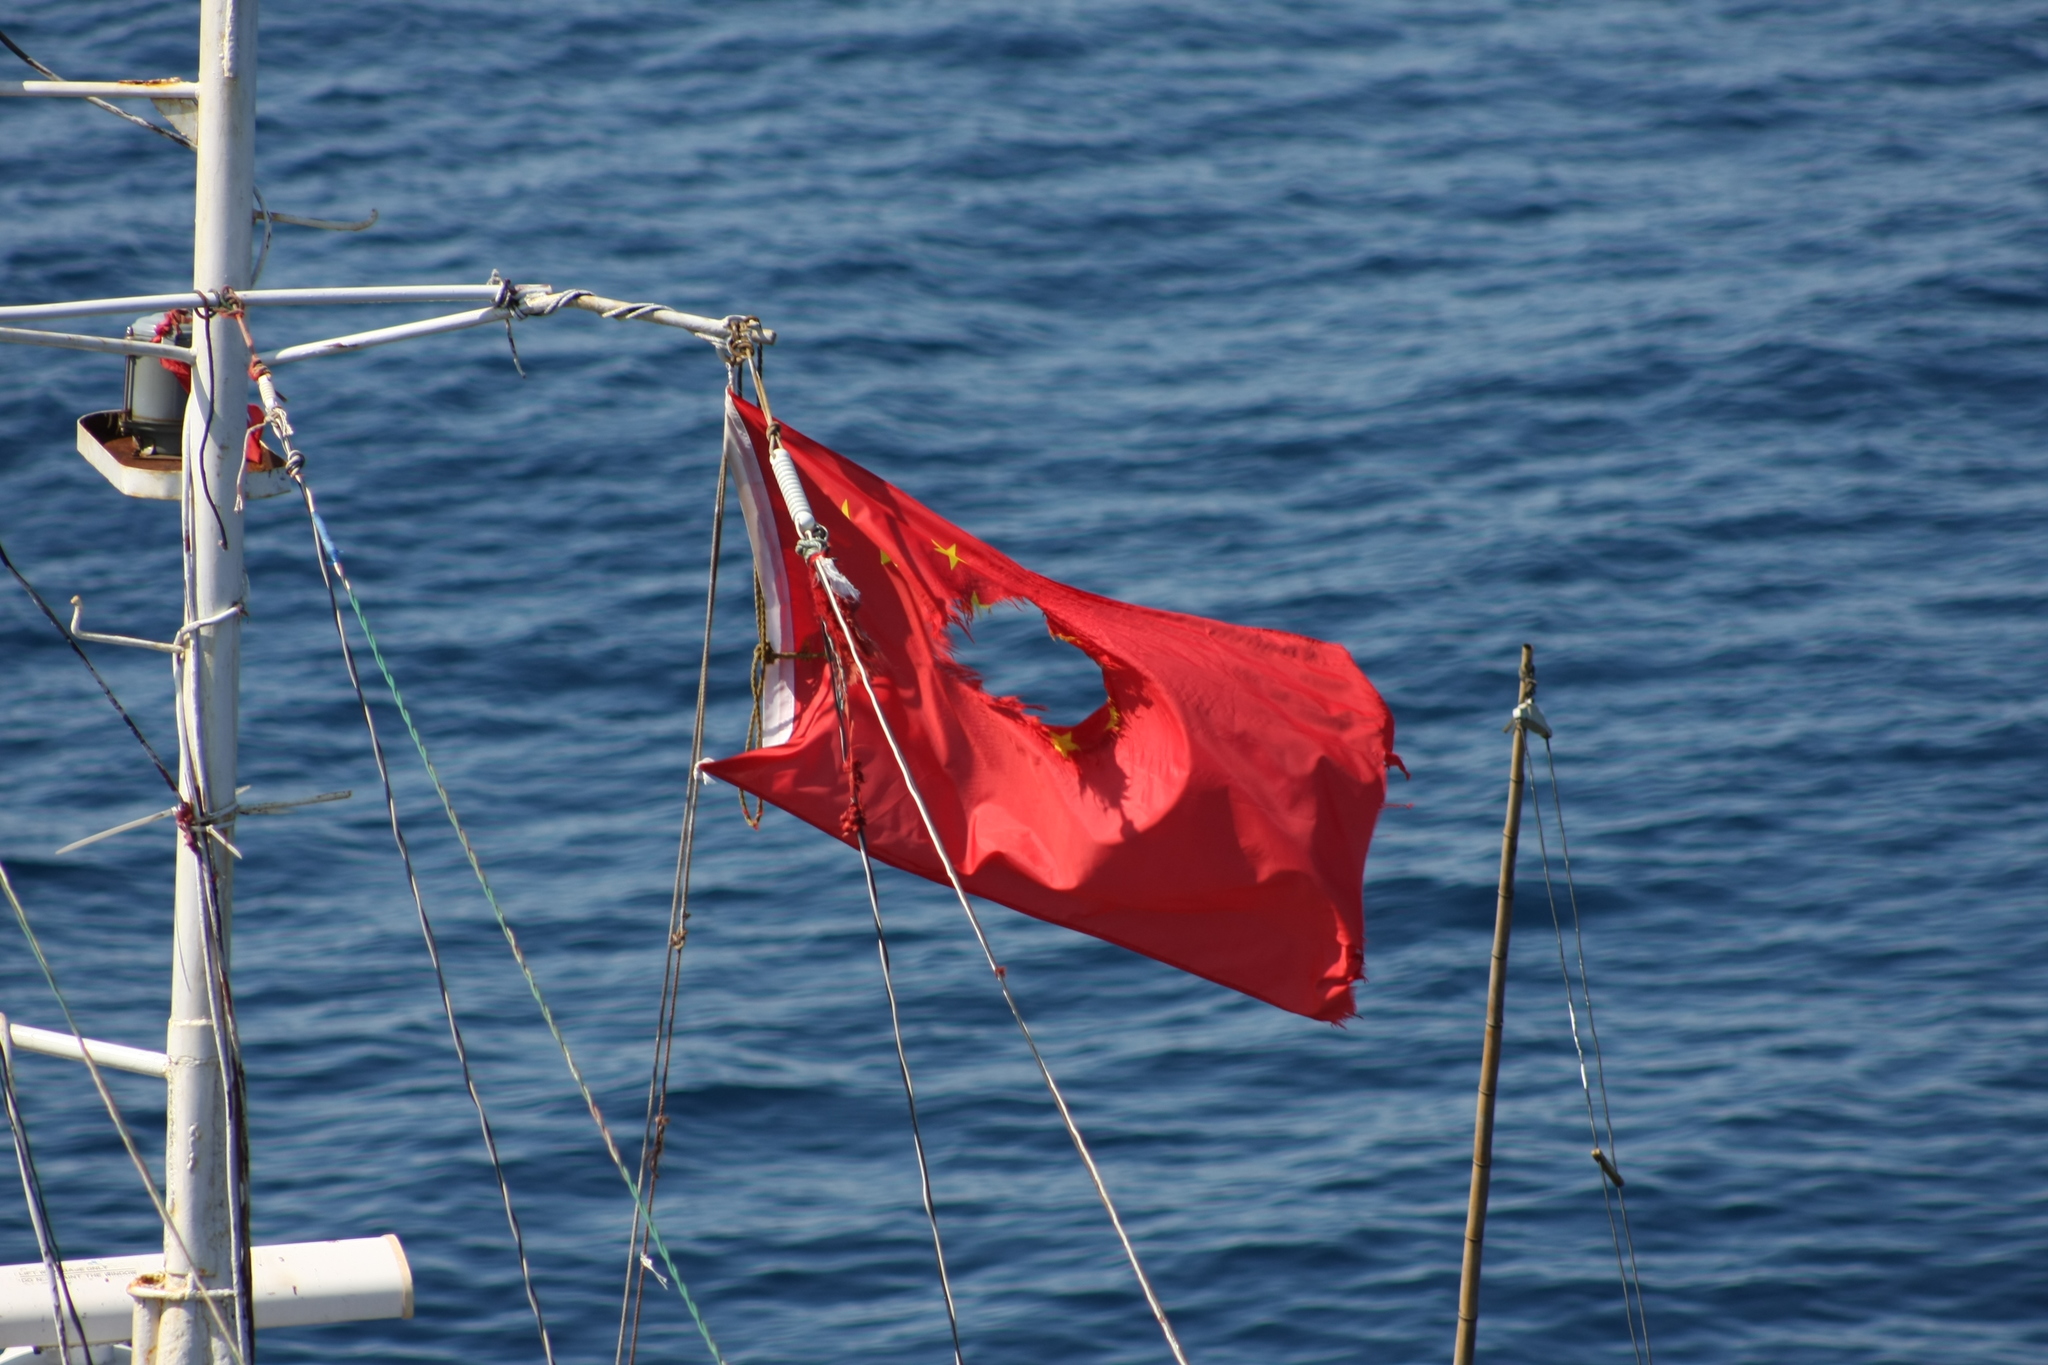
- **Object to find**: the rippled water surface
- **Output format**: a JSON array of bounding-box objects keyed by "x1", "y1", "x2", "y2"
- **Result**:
[{"x1": 3, "y1": 3, "x2": 2046, "y2": 1362}]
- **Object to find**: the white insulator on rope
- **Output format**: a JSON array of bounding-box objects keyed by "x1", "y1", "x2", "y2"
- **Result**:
[
  {"x1": 766, "y1": 440, "x2": 860, "y2": 602},
  {"x1": 766, "y1": 439, "x2": 818, "y2": 538}
]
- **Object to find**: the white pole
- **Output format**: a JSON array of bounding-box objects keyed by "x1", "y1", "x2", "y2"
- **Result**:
[
  {"x1": 0, "y1": 80, "x2": 203, "y2": 99},
  {"x1": 0, "y1": 284, "x2": 503, "y2": 323},
  {"x1": 265, "y1": 305, "x2": 512, "y2": 365},
  {"x1": 4, "y1": 1022, "x2": 170, "y2": 1079},
  {"x1": 159, "y1": 2, "x2": 255, "y2": 1364}
]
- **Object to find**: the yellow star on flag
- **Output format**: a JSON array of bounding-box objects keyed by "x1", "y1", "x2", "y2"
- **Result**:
[
  {"x1": 839, "y1": 499, "x2": 852, "y2": 518},
  {"x1": 879, "y1": 548, "x2": 893, "y2": 566},
  {"x1": 1047, "y1": 729, "x2": 1080, "y2": 757},
  {"x1": 932, "y1": 541, "x2": 963, "y2": 570},
  {"x1": 968, "y1": 591, "x2": 991, "y2": 615}
]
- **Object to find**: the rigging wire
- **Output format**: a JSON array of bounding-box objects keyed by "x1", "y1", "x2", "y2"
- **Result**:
[
  {"x1": 807, "y1": 545, "x2": 967, "y2": 1364},
  {"x1": 244, "y1": 308, "x2": 717, "y2": 1363},
  {"x1": 0, "y1": 537, "x2": 178, "y2": 793},
  {"x1": 0, "y1": 859, "x2": 249, "y2": 1365},
  {"x1": 0, "y1": 1017, "x2": 95, "y2": 1365},
  {"x1": 739, "y1": 349, "x2": 1185, "y2": 1361},
  {"x1": 1, "y1": 515, "x2": 253, "y2": 1363},
  {"x1": 291, "y1": 485, "x2": 728, "y2": 1365},
  {"x1": 616, "y1": 397, "x2": 733, "y2": 1365},
  {"x1": 741, "y1": 358, "x2": 1187, "y2": 1358},
  {"x1": 807, "y1": 570, "x2": 1189, "y2": 1365},
  {"x1": 848, "y1": 828, "x2": 966, "y2": 1365},
  {"x1": 2, "y1": 529, "x2": 251, "y2": 1364},
  {"x1": 1525, "y1": 739, "x2": 1652, "y2": 1363},
  {"x1": 289, "y1": 477, "x2": 560, "y2": 1365},
  {"x1": 0, "y1": 27, "x2": 196, "y2": 149}
]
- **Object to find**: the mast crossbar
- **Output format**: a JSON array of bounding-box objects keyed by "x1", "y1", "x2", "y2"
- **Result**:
[
  {"x1": 0, "y1": 325, "x2": 192, "y2": 360},
  {"x1": 4, "y1": 1021, "x2": 168, "y2": 1079},
  {"x1": 1, "y1": 81, "x2": 200, "y2": 99}
]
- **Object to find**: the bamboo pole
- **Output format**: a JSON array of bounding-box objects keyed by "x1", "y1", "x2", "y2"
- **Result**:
[{"x1": 1452, "y1": 643, "x2": 1537, "y2": 1365}]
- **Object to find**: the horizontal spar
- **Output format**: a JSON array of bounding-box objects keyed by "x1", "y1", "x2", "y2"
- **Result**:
[
  {"x1": 0, "y1": 283, "x2": 506, "y2": 323},
  {"x1": 3, "y1": 1021, "x2": 167, "y2": 1079},
  {"x1": 0, "y1": 80, "x2": 201, "y2": 99},
  {"x1": 267, "y1": 306, "x2": 512, "y2": 365},
  {"x1": 534, "y1": 290, "x2": 736, "y2": 342},
  {"x1": 0, "y1": 292, "x2": 209, "y2": 324},
  {"x1": 0, "y1": 325, "x2": 192, "y2": 361},
  {"x1": 0, "y1": 1237, "x2": 413, "y2": 1346},
  {"x1": 239, "y1": 283, "x2": 506, "y2": 307}
]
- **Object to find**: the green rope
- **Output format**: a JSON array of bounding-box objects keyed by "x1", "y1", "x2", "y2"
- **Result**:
[{"x1": 309, "y1": 511, "x2": 728, "y2": 1365}]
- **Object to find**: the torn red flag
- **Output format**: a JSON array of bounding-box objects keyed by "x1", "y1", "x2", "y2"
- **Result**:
[{"x1": 703, "y1": 396, "x2": 1398, "y2": 1021}]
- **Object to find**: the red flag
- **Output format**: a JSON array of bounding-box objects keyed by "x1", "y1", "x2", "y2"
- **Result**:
[{"x1": 703, "y1": 397, "x2": 1398, "y2": 1021}]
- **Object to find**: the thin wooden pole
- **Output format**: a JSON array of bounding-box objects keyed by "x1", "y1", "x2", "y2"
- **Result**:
[{"x1": 1452, "y1": 643, "x2": 1537, "y2": 1365}]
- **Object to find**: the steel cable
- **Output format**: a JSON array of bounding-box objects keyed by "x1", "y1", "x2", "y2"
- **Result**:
[
  {"x1": 0, "y1": 860, "x2": 248, "y2": 1365},
  {"x1": 1526, "y1": 741, "x2": 1652, "y2": 1362},
  {"x1": 295, "y1": 486, "x2": 727, "y2": 1365},
  {"x1": 810, "y1": 560, "x2": 1189, "y2": 1365},
  {"x1": 617, "y1": 395, "x2": 733, "y2": 1365},
  {"x1": 813, "y1": 590, "x2": 966, "y2": 1365},
  {"x1": 0, "y1": 1018, "x2": 95, "y2": 1365},
  {"x1": 292, "y1": 479, "x2": 560, "y2": 1365}
]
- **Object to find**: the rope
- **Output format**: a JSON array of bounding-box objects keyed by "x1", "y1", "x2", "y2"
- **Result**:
[
  {"x1": 291, "y1": 479, "x2": 558, "y2": 1365},
  {"x1": 811, "y1": 577, "x2": 1188, "y2": 1364},
  {"x1": 813, "y1": 603, "x2": 964, "y2": 1363},
  {"x1": 0, "y1": 27, "x2": 195, "y2": 150},
  {"x1": 0, "y1": 1016, "x2": 95, "y2": 1365},
  {"x1": 0, "y1": 860, "x2": 249, "y2": 1365},
  {"x1": 616, "y1": 431, "x2": 731, "y2": 1365},
  {"x1": 1526, "y1": 740, "x2": 1652, "y2": 1363},
  {"x1": 740, "y1": 572, "x2": 825, "y2": 828},
  {"x1": 850, "y1": 828, "x2": 965, "y2": 1365},
  {"x1": 297, "y1": 493, "x2": 729, "y2": 1365},
  {"x1": 4, "y1": 375, "x2": 255, "y2": 1365},
  {"x1": 739, "y1": 352, "x2": 1185, "y2": 1360},
  {"x1": 243, "y1": 304, "x2": 721, "y2": 1363}
]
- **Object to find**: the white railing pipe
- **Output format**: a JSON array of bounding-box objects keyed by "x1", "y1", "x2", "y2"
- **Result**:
[
  {"x1": 0, "y1": 81, "x2": 201, "y2": 99},
  {"x1": 0, "y1": 1237, "x2": 413, "y2": 1347},
  {"x1": 0, "y1": 325, "x2": 192, "y2": 361},
  {"x1": 0, "y1": 293, "x2": 210, "y2": 324},
  {"x1": 4, "y1": 1022, "x2": 168, "y2": 1079},
  {"x1": 0, "y1": 284, "x2": 506, "y2": 324},
  {"x1": 238, "y1": 284, "x2": 507, "y2": 307},
  {"x1": 266, "y1": 306, "x2": 511, "y2": 365}
]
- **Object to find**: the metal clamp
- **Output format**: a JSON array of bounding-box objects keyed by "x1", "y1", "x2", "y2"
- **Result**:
[
  {"x1": 126, "y1": 1272, "x2": 236, "y2": 1303},
  {"x1": 1504, "y1": 699, "x2": 1552, "y2": 739}
]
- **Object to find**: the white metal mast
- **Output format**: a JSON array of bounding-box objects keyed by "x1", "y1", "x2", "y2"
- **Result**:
[{"x1": 160, "y1": 2, "x2": 256, "y2": 1363}]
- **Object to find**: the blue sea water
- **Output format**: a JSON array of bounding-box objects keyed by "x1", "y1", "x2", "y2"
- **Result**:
[{"x1": 3, "y1": 2, "x2": 2046, "y2": 1362}]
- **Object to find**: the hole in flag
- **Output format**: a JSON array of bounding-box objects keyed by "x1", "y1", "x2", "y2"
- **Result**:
[{"x1": 949, "y1": 599, "x2": 1109, "y2": 727}]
